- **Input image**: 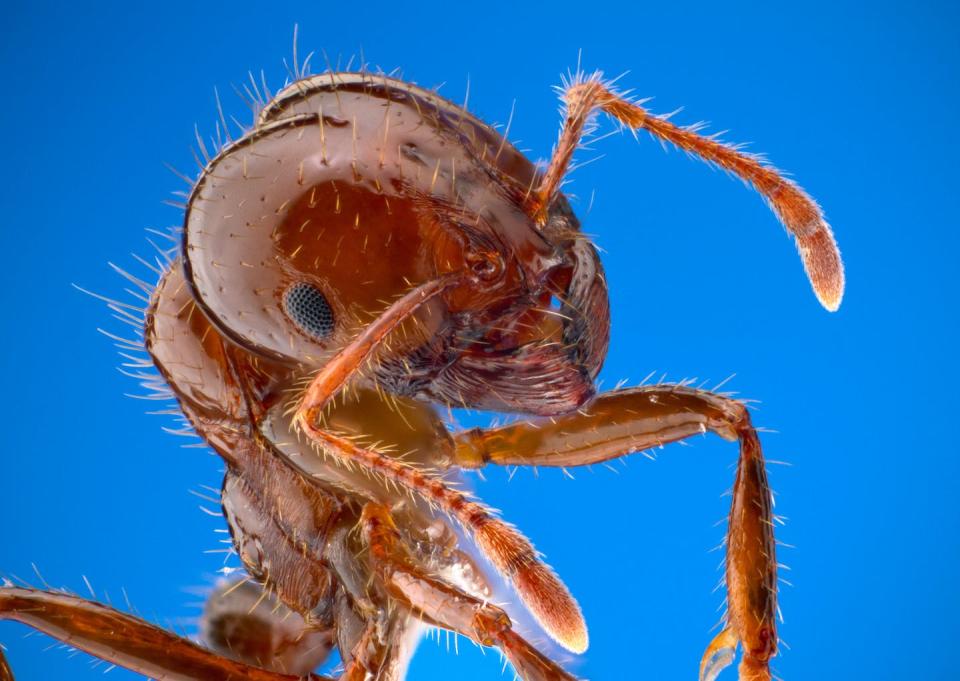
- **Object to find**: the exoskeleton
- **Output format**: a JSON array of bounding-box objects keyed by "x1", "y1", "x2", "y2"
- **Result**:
[{"x1": 0, "y1": 64, "x2": 843, "y2": 681}]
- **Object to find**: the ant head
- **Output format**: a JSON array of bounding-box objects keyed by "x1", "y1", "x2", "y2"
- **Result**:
[{"x1": 181, "y1": 73, "x2": 612, "y2": 415}]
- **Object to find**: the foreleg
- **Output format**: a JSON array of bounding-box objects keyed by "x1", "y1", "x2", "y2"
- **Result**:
[{"x1": 454, "y1": 385, "x2": 777, "y2": 681}]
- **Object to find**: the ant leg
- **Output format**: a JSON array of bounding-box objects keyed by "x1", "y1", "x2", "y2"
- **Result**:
[
  {"x1": 0, "y1": 585, "x2": 331, "y2": 680},
  {"x1": 292, "y1": 280, "x2": 587, "y2": 653},
  {"x1": 533, "y1": 72, "x2": 843, "y2": 311},
  {"x1": 453, "y1": 385, "x2": 777, "y2": 681},
  {"x1": 360, "y1": 503, "x2": 579, "y2": 681}
]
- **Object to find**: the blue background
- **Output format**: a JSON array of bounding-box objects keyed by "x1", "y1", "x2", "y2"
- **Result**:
[{"x1": 2, "y1": 2, "x2": 957, "y2": 679}]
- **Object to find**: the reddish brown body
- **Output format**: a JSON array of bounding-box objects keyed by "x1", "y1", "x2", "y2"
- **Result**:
[{"x1": 0, "y1": 67, "x2": 844, "y2": 681}]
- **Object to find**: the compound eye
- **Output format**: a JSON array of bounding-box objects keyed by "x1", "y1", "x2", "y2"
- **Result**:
[{"x1": 283, "y1": 282, "x2": 335, "y2": 340}]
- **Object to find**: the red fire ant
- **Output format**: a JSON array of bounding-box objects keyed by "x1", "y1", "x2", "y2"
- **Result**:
[{"x1": 0, "y1": 61, "x2": 842, "y2": 681}]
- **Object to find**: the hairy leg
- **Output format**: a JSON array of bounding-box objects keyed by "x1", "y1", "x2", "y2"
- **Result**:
[
  {"x1": 453, "y1": 385, "x2": 778, "y2": 681},
  {"x1": 360, "y1": 503, "x2": 578, "y2": 681},
  {"x1": 0, "y1": 586, "x2": 331, "y2": 681}
]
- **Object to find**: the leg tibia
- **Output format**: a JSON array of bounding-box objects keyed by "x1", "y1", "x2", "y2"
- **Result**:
[{"x1": 725, "y1": 428, "x2": 777, "y2": 679}]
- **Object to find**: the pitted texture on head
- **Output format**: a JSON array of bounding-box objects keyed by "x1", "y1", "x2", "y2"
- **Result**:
[{"x1": 284, "y1": 282, "x2": 335, "y2": 339}]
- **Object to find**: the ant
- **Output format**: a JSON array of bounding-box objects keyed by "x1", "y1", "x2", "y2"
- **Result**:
[{"x1": 0, "y1": 59, "x2": 843, "y2": 681}]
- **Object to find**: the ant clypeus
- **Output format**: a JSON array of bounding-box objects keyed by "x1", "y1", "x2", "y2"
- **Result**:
[{"x1": 0, "y1": 55, "x2": 843, "y2": 681}]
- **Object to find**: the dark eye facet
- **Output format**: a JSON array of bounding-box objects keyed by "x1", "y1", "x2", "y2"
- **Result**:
[{"x1": 283, "y1": 282, "x2": 334, "y2": 340}]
